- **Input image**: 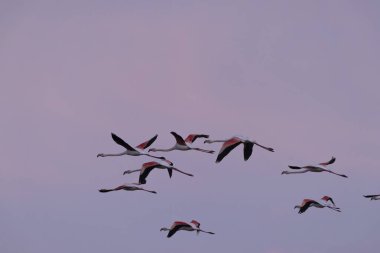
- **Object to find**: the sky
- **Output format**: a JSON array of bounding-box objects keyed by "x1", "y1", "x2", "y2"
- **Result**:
[{"x1": 1, "y1": 0, "x2": 380, "y2": 252}]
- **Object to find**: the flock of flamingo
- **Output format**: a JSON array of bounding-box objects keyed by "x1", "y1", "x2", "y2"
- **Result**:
[{"x1": 96, "y1": 132, "x2": 378, "y2": 238}]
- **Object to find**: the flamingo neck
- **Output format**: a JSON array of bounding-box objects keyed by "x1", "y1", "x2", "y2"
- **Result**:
[
  {"x1": 123, "y1": 169, "x2": 140, "y2": 175},
  {"x1": 152, "y1": 147, "x2": 175, "y2": 152},
  {"x1": 97, "y1": 152, "x2": 126, "y2": 157},
  {"x1": 206, "y1": 139, "x2": 229, "y2": 143}
]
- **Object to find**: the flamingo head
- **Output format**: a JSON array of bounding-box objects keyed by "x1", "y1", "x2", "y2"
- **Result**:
[
  {"x1": 148, "y1": 148, "x2": 156, "y2": 152},
  {"x1": 123, "y1": 170, "x2": 132, "y2": 175},
  {"x1": 97, "y1": 153, "x2": 104, "y2": 157},
  {"x1": 281, "y1": 171, "x2": 289, "y2": 175},
  {"x1": 204, "y1": 140, "x2": 211, "y2": 144}
]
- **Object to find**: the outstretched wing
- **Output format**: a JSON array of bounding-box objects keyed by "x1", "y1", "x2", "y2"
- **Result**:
[
  {"x1": 288, "y1": 166, "x2": 303, "y2": 170},
  {"x1": 299, "y1": 200, "x2": 315, "y2": 214},
  {"x1": 185, "y1": 134, "x2": 209, "y2": 144},
  {"x1": 216, "y1": 138, "x2": 242, "y2": 163},
  {"x1": 321, "y1": 196, "x2": 335, "y2": 206},
  {"x1": 167, "y1": 168, "x2": 173, "y2": 178},
  {"x1": 170, "y1": 132, "x2": 187, "y2": 146},
  {"x1": 139, "y1": 162, "x2": 160, "y2": 184},
  {"x1": 363, "y1": 194, "x2": 380, "y2": 198},
  {"x1": 243, "y1": 142, "x2": 254, "y2": 161},
  {"x1": 111, "y1": 133, "x2": 137, "y2": 151},
  {"x1": 319, "y1": 156, "x2": 336, "y2": 166},
  {"x1": 168, "y1": 222, "x2": 192, "y2": 238},
  {"x1": 135, "y1": 134, "x2": 158, "y2": 150},
  {"x1": 190, "y1": 220, "x2": 200, "y2": 228}
]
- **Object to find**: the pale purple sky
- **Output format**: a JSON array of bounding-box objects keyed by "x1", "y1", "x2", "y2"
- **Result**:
[{"x1": 1, "y1": 1, "x2": 380, "y2": 252}]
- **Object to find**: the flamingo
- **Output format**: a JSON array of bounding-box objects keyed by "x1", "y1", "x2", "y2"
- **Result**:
[
  {"x1": 123, "y1": 161, "x2": 193, "y2": 184},
  {"x1": 294, "y1": 199, "x2": 341, "y2": 214},
  {"x1": 281, "y1": 157, "x2": 347, "y2": 178},
  {"x1": 204, "y1": 136, "x2": 274, "y2": 163},
  {"x1": 97, "y1": 133, "x2": 173, "y2": 165},
  {"x1": 184, "y1": 134, "x2": 209, "y2": 144},
  {"x1": 321, "y1": 195, "x2": 336, "y2": 206},
  {"x1": 160, "y1": 220, "x2": 215, "y2": 238},
  {"x1": 149, "y1": 132, "x2": 214, "y2": 154},
  {"x1": 363, "y1": 194, "x2": 380, "y2": 200},
  {"x1": 98, "y1": 183, "x2": 157, "y2": 194}
]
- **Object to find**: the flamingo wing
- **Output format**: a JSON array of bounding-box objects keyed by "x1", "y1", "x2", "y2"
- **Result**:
[
  {"x1": 170, "y1": 132, "x2": 187, "y2": 146},
  {"x1": 167, "y1": 168, "x2": 173, "y2": 178},
  {"x1": 99, "y1": 189, "x2": 113, "y2": 193},
  {"x1": 111, "y1": 133, "x2": 137, "y2": 151},
  {"x1": 216, "y1": 138, "x2": 242, "y2": 163},
  {"x1": 319, "y1": 156, "x2": 336, "y2": 166},
  {"x1": 299, "y1": 199, "x2": 315, "y2": 214},
  {"x1": 185, "y1": 134, "x2": 209, "y2": 143},
  {"x1": 135, "y1": 134, "x2": 158, "y2": 150},
  {"x1": 321, "y1": 196, "x2": 335, "y2": 206},
  {"x1": 288, "y1": 165, "x2": 303, "y2": 170},
  {"x1": 363, "y1": 194, "x2": 380, "y2": 198},
  {"x1": 168, "y1": 222, "x2": 192, "y2": 238},
  {"x1": 190, "y1": 220, "x2": 201, "y2": 228},
  {"x1": 139, "y1": 162, "x2": 160, "y2": 184},
  {"x1": 243, "y1": 141, "x2": 254, "y2": 161}
]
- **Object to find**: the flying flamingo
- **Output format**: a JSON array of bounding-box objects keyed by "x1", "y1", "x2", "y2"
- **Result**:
[
  {"x1": 98, "y1": 183, "x2": 157, "y2": 194},
  {"x1": 281, "y1": 157, "x2": 347, "y2": 178},
  {"x1": 184, "y1": 134, "x2": 209, "y2": 144},
  {"x1": 97, "y1": 133, "x2": 173, "y2": 165},
  {"x1": 149, "y1": 132, "x2": 214, "y2": 154},
  {"x1": 123, "y1": 161, "x2": 194, "y2": 184},
  {"x1": 363, "y1": 194, "x2": 380, "y2": 200},
  {"x1": 294, "y1": 199, "x2": 341, "y2": 214},
  {"x1": 204, "y1": 136, "x2": 274, "y2": 163},
  {"x1": 160, "y1": 220, "x2": 215, "y2": 238}
]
